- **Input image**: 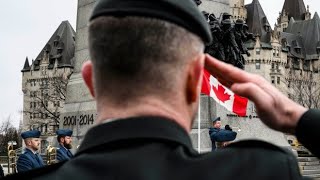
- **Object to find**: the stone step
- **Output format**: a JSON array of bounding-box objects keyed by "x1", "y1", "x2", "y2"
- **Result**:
[
  {"x1": 302, "y1": 170, "x2": 320, "y2": 175},
  {"x1": 303, "y1": 174, "x2": 320, "y2": 179},
  {"x1": 299, "y1": 161, "x2": 320, "y2": 166},
  {"x1": 298, "y1": 157, "x2": 319, "y2": 162},
  {"x1": 301, "y1": 165, "x2": 320, "y2": 170}
]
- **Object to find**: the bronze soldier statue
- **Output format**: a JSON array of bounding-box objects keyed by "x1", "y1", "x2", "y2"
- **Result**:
[
  {"x1": 221, "y1": 19, "x2": 242, "y2": 68},
  {"x1": 205, "y1": 16, "x2": 225, "y2": 61}
]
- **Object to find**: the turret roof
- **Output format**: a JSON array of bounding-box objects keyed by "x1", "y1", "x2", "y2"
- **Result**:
[
  {"x1": 285, "y1": 13, "x2": 320, "y2": 60},
  {"x1": 281, "y1": 0, "x2": 307, "y2": 21},
  {"x1": 24, "y1": 21, "x2": 76, "y2": 72},
  {"x1": 245, "y1": 0, "x2": 271, "y2": 43},
  {"x1": 21, "y1": 57, "x2": 31, "y2": 72}
]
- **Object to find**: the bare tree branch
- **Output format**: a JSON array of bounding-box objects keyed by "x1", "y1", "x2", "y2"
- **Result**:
[{"x1": 23, "y1": 74, "x2": 70, "y2": 134}]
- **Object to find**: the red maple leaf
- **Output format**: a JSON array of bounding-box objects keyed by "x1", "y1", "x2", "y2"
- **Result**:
[{"x1": 212, "y1": 85, "x2": 231, "y2": 103}]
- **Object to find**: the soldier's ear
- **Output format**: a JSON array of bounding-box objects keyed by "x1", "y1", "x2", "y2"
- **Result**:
[
  {"x1": 82, "y1": 61, "x2": 95, "y2": 98},
  {"x1": 186, "y1": 53, "x2": 205, "y2": 104}
]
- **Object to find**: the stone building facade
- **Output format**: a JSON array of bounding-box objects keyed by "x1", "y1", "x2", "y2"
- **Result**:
[
  {"x1": 243, "y1": 0, "x2": 320, "y2": 109},
  {"x1": 238, "y1": 0, "x2": 320, "y2": 146},
  {"x1": 21, "y1": 21, "x2": 75, "y2": 153}
]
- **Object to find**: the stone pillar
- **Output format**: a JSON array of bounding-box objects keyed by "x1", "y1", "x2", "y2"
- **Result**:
[
  {"x1": 190, "y1": 95, "x2": 217, "y2": 152},
  {"x1": 60, "y1": 0, "x2": 97, "y2": 148}
]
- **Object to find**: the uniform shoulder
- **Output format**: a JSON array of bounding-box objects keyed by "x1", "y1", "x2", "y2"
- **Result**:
[
  {"x1": 228, "y1": 140, "x2": 289, "y2": 153},
  {"x1": 17, "y1": 153, "x2": 28, "y2": 161}
]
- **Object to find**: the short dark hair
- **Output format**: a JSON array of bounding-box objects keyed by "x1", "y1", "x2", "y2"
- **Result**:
[
  {"x1": 88, "y1": 16, "x2": 204, "y2": 104},
  {"x1": 57, "y1": 135, "x2": 64, "y2": 143}
]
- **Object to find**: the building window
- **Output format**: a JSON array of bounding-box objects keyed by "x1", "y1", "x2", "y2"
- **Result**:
[
  {"x1": 292, "y1": 58, "x2": 300, "y2": 70},
  {"x1": 277, "y1": 77, "x2": 280, "y2": 84},
  {"x1": 271, "y1": 63, "x2": 275, "y2": 69},
  {"x1": 255, "y1": 60, "x2": 261, "y2": 69},
  {"x1": 256, "y1": 48, "x2": 261, "y2": 55},
  {"x1": 271, "y1": 76, "x2": 275, "y2": 84},
  {"x1": 30, "y1": 102, "x2": 33, "y2": 108},
  {"x1": 303, "y1": 61, "x2": 310, "y2": 71},
  {"x1": 273, "y1": 49, "x2": 276, "y2": 56}
]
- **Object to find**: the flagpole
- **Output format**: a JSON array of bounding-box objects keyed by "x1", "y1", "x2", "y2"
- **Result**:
[{"x1": 198, "y1": 97, "x2": 201, "y2": 153}]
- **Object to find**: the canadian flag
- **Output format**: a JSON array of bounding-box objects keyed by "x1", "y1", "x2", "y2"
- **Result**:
[{"x1": 201, "y1": 69, "x2": 248, "y2": 116}]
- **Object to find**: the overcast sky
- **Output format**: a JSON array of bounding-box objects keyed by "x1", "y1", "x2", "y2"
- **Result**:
[
  {"x1": 0, "y1": 0, "x2": 319, "y2": 127},
  {"x1": 0, "y1": 0, "x2": 77, "y2": 127}
]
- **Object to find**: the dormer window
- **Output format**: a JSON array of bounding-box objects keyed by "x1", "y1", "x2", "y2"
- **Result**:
[
  {"x1": 264, "y1": 24, "x2": 271, "y2": 32},
  {"x1": 262, "y1": 17, "x2": 271, "y2": 32},
  {"x1": 57, "y1": 47, "x2": 63, "y2": 54},
  {"x1": 54, "y1": 40, "x2": 59, "y2": 47},
  {"x1": 295, "y1": 47, "x2": 301, "y2": 54},
  {"x1": 54, "y1": 36, "x2": 60, "y2": 47},
  {"x1": 287, "y1": 45, "x2": 291, "y2": 52},
  {"x1": 316, "y1": 41, "x2": 320, "y2": 54},
  {"x1": 317, "y1": 47, "x2": 320, "y2": 55}
]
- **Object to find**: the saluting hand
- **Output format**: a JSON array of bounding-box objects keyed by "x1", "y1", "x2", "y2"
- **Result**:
[{"x1": 204, "y1": 54, "x2": 307, "y2": 135}]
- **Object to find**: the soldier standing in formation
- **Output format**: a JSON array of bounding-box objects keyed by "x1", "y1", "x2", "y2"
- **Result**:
[
  {"x1": 16, "y1": 130, "x2": 45, "y2": 172},
  {"x1": 56, "y1": 129, "x2": 74, "y2": 162}
]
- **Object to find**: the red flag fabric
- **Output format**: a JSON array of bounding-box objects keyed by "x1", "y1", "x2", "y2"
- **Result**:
[{"x1": 201, "y1": 69, "x2": 248, "y2": 116}]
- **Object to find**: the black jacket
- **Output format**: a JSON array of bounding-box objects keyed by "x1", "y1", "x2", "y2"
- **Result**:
[{"x1": 5, "y1": 110, "x2": 320, "y2": 180}]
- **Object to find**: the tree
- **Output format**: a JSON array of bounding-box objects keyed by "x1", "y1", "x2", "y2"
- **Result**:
[
  {"x1": 22, "y1": 73, "x2": 71, "y2": 135},
  {"x1": 287, "y1": 70, "x2": 320, "y2": 109},
  {"x1": 0, "y1": 116, "x2": 21, "y2": 156}
]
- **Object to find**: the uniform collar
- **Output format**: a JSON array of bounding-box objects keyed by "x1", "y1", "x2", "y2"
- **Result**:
[
  {"x1": 25, "y1": 147, "x2": 37, "y2": 154},
  {"x1": 58, "y1": 144, "x2": 68, "y2": 151},
  {"x1": 76, "y1": 116, "x2": 193, "y2": 155}
]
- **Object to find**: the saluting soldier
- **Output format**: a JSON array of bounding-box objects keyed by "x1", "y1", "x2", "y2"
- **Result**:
[
  {"x1": 209, "y1": 117, "x2": 237, "y2": 151},
  {"x1": 56, "y1": 129, "x2": 73, "y2": 162},
  {"x1": 17, "y1": 130, "x2": 45, "y2": 172}
]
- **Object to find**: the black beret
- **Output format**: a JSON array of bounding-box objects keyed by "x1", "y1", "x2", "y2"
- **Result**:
[
  {"x1": 212, "y1": 117, "x2": 221, "y2": 123},
  {"x1": 56, "y1": 129, "x2": 73, "y2": 137},
  {"x1": 90, "y1": 0, "x2": 212, "y2": 44},
  {"x1": 21, "y1": 130, "x2": 41, "y2": 139}
]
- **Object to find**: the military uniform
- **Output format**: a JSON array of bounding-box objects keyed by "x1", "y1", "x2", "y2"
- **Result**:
[
  {"x1": 209, "y1": 117, "x2": 237, "y2": 151},
  {"x1": 5, "y1": 115, "x2": 317, "y2": 179},
  {"x1": 56, "y1": 144, "x2": 73, "y2": 162},
  {"x1": 16, "y1": 130, "x2": 45, "y2": 173},
  {"x1": 56, "y1": 129, "x2": 73, "y2": 162},
  {"x1": 209, "y1": 127, "x2": 237, "y2": 150},
  {"x1": 17, "y1": 149, "x2": 45, "y2": 172}
]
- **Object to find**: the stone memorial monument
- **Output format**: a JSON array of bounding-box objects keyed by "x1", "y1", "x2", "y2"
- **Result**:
[{"x1": 61, "y1": 0, "x2": 290, "y2": 152}]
